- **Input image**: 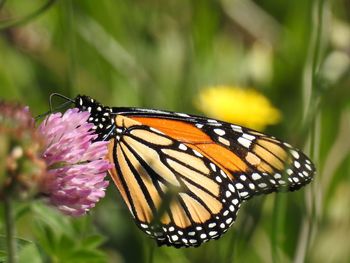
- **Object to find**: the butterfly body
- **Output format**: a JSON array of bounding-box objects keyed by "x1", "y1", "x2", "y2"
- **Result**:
[{"x1": 74, "y1": 95, "x2": 315, "y2": 248}]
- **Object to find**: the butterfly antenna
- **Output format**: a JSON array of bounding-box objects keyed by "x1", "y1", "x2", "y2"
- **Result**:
[
  {"x1": 34, "y1": 93, "x2": 74, "y2": 121},
  {"x1": 49, "y1": 93, "x2": 74, "y2": 112}
]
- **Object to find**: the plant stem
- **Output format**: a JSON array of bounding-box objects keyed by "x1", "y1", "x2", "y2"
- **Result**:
[
  {"x1": 295, "y1": 0, "x2": 326, "y2": 262},
  {"x1": 311, "y1": 0, "x2": 326, "y2": 87},
  {"x1": 4, "y1": 193, "x2": 16, "y2": 263},
  {"x1": 271, "y1": 193, "x2": 287, "y2": 263}
]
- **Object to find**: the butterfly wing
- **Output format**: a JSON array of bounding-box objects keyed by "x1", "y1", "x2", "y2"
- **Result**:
[
  {"x1": 74, "y1": 96, "x2": 315, "y2": 248},
  {"x1": 121, "y1": 111, "x2": 315, "y2": 201},
  {"x1": 108, "y1": 115, "x2": 241, "y2": 247}
]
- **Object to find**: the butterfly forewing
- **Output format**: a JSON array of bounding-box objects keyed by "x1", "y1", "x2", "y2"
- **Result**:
[
  {"x1": 192, "y1": 120, "x2": 315, "y2": 199},
  {"x1": 126, "y1": 115, "x2": 315, "y2": 200}
]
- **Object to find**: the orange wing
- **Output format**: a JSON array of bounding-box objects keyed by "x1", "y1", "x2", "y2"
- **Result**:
[{"x1": 130, "y1": 116, "x2": 315, "y2": 200}]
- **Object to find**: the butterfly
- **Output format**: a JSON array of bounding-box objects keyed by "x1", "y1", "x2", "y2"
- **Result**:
[{"x1": 73, "y1": 94, "x2": 315, "y2": 248}]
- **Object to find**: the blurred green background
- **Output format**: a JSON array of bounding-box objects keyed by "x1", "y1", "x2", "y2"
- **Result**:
[{"x1": 1, "y1": 0, "x2": 350, "y2": 262}]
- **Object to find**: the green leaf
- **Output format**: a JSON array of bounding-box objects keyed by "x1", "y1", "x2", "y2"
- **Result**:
[
  {"x1": 57, "y1": 234, "x2": 75, "y2": 253},
  {"x1": 68, "y1": 249, "x2": 106, "y2": 263},
  {"x1": 81, "y1": 235, "x2": 106, "y2": 249},
  {"x1": 0, "y1": 235, "x2": 33, "y2": 251},
  {"x1": 18, "y1": 243, "x2": 42, "y2": 263},
  {"x1": 0, "y1": 235, "x2": 34, "y2": 263},
  {"x1": 15, "y1": 203, "x2": 32, "y2": 221},
  {"x1": 0, "y1": 250, "x2": 7, "y2": 263}
]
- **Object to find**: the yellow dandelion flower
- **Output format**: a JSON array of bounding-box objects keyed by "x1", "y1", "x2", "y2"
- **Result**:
[{"x1": 195, "y1": 85, "x2": 281, "y2": 131}]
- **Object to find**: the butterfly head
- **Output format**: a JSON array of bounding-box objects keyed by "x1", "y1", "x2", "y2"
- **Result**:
[{"x1": 75, "y1": 95, "x2": 115, "y2": 141}]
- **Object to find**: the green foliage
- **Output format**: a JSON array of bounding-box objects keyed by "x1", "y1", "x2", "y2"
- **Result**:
[
  {"x1": 1, "y1": 0, "x2": 350, "y2": 262},
  {"x1": 0, "y1": 201, "x2": 105, "y2": 263}
]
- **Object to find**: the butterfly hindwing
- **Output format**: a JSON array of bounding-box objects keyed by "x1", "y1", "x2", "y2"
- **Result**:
[{"x1": 108, "y1": 116, "x2": 241, "y2": 247}]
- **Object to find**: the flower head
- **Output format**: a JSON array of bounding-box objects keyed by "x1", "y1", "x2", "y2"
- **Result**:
[
  {"x1": 195, "y1": 85, "x2": 281, "y2": 131},
  {"x1": 38, "y1": 108, "x2": 111, "y2": 216},
  {"x1": 0, "y1": 101, "x2": 45, "y2": 200}
]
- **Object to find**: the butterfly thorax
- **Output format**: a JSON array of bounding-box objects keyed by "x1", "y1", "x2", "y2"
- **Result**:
[{"x1": 75, "y1": 95, "x2": 116, "y2": 141}]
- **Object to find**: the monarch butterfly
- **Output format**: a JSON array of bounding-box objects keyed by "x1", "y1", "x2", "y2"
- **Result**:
[{"x1": 72, "y1": 94, "x2": 315, "y2": 248}]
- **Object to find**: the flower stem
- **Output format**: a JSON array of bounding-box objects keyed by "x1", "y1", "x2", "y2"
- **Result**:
[{"x1": 4, "y1": 194, "x2": 16, "y2": 263}]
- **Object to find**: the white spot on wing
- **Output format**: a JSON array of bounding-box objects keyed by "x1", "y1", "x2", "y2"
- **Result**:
[
  {"x1": 209, "y1": 231, "x2": 218, "y2": 236},
  {"x1": 214, "y1": 128, "x2": 225, "y2": 136},
  {"x1": 242, "y1": 133, "x2": 255, "y2": 140},
  {"x1": 238, "y1": 137, "x2": 251, "y2": 148},
  {"x1": 231, "y1": 124, "x2": 242, "y2": 133},
  {"x1": 208, "y1": 119, "x2": 218, "y2": 123},
  {"x1": 177, "y1": 113, "x2": 190, "y2": 117},
  {"x1": 283, "y1": 142, "x2": 292, "y2": 147},
  {"x1": 240, "y1": 175, "x2": 247, "y2": 181},
  {"x1": 294, "y1": 161, "x2": 301, "y2": 168},
  {"x1": 274, "y1": 173, "x2": 281, "y2": 179},
  {"x1": 226, "y1": 218, "x2": 233, "y2": 224},
  {"x1": 305, "y1": 164, "x2": 312, "y2": 171},
  {"x1": 220, "y1": 170, "x2": 227, "y2": 178},
  {"x1": 235, "y1": 183, "x2": 244, "y2": 190},
  {"x1": 218, "y1": 136, "x2": 230, "y2": 146},
  {"x1": 193, "y1": 150, "x2": 203, "y2": 157},
  {"x1": 258, "y1": 183, "x2": 267, "y2": 188},
  {"x1": 179, "y1": 144, "x2": 187, "y2": 151},
  {"x1": 291, "y1": 150, "x2": 300, "y2": 159},
  {"x1": 252, "y1": 173, "x2": 261, "y2": 180},
  {"x1": 240, "y1": 191, "x2": 248, "y2": 197},
  {"x1": 228, "y1": 184, "x2": 235, "y2": 192},
  {"x1": 210, "y1": 163, "x2": 217, "y2": 171}
]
